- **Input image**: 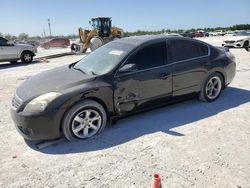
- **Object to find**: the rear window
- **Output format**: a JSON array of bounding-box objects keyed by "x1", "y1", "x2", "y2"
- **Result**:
[{"x1": 170, "y1": 40, "x2": 209, "y2": 62}]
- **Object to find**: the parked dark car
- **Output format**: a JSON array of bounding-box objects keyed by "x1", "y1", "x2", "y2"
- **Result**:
[
  {"x1": 180, "y1": 32, "x2": 195, "y2": 38},
  {"x1": 195, "y1": 31, "x2": 204, "y2": 37},
  {"x1": 11, "y1": 35, "x2": 236, "y2": 141},
  {"x1": 40, "y1": 38, "x2": 70, "y2": 49}
]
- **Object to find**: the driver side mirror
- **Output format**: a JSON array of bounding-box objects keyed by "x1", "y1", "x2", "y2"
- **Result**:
[{"x1": 118, "y1": 64, "x2": 137, "y2": 74}]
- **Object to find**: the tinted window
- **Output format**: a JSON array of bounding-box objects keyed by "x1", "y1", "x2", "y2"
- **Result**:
[
  {"x1": 0, "y1": 37, "x2": 8, "y2": 46},
  {"x1": 171, "y1": 40, "x2": 208, "y2": 62},
  {"x1": 200, "y1": 43, "x2": 209, "y2": 56},
  {"x1": 127, "y1": 42, "x2": 167, "y2": 70}
]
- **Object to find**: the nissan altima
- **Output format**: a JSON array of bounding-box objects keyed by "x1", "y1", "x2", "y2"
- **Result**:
[{"x1": 11, "y1": 35, "x2": 236, "y2": 141}]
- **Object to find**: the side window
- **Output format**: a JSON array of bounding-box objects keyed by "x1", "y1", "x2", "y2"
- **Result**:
[
  {"x1": 127, "y1": 42, "x2": 167, "y2": 70},
  {"x1": 171, "y1": 40, "x2": 208, "y2": 62},
  {"x1": 200, "y1": 43, "x2": 209, "y2": 56},
  {"x1": 0, "y1": 37, "x2": 8, "y2": 46}
]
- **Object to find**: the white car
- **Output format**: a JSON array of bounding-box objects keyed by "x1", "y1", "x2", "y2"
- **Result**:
[
  {"x1": 0, "y1": 37, "x2": 36, "y2": 63},
  {"x1": 222, "y1": 31, "x2": 250, "y2": 48},
  {"x1": 209, "y1": 30, "x2": 225, "y2": 36}
]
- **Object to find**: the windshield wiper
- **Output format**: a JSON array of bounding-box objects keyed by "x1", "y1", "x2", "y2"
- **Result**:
[
  {"x1": 89, "y1": 71, "x2": 97, "y2": 75},
  {"x1": 73, "y1": 65, "x2": 97, "y2": 76},
  {"x1": 72, "y1": 65, "x2": 86, "y2": 74}
]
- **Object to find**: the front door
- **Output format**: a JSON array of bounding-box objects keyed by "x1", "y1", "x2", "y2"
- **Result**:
[
  {"x1": 114, "y1": 41, "x2": 172, "y2": 114},
  {"x1": 0, "y1": 37, "x2": 17, "y2": 60}
]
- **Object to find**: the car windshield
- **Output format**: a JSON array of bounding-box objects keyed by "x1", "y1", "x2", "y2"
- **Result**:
[{"x1": 74, "y1": 42, "x2": 133, "y2": 75}]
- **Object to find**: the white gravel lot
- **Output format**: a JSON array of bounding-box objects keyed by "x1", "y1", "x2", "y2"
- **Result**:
[{"x1": 0, "y1": 36, "x2": 249, "y2": 188}]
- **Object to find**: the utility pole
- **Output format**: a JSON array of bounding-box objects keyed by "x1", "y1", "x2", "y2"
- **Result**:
[
  {"x1": 47, "y1": 18, "x2": 52, "y2": 37},
  {"x1": 43, "y1": 29, "x2": 46, "y2": 38}
]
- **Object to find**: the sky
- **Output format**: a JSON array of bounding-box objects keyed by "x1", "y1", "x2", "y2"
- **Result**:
[{"x1": 0, "y1": 0, "x2": 250, "y2": 36}]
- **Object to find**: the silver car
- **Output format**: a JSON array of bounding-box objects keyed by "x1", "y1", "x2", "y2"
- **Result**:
[{"x1": 0, "y1": 37, "x2": 36, "y2": 63}]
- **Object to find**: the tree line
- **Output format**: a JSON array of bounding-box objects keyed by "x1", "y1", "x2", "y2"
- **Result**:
[
  {"x1": 1, "y1": 24, "x2": 249, "y2": 40},
  {"x1": 124, "y1": 24, "x2": 250, "y2": 36}
]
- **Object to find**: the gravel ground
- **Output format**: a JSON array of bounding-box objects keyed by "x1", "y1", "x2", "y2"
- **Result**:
[{"x1": 0, "y1": 36, "x2": 249, "y2": 188}]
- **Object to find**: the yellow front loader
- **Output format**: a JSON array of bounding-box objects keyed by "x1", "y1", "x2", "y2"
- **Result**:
[{"x1": 71, "y1": 17, "x2": 124, "y2": 53}]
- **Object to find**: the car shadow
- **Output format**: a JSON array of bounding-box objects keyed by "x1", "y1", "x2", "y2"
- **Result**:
[
  {"x1": 26, "y1": 87, "x2": 250, "y2": 154},
  {"x1": 0, "y1": 60, "x2": 40, "y2": 70}
]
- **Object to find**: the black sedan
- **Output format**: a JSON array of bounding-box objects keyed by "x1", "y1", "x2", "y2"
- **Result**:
[{"x1": 11, "y1": 35, "x2": 236, "y2": 141}]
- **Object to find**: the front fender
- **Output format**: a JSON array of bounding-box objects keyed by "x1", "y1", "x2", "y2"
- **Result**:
[
  {"x1": 18, "y1": 49, "x2": 36, "y2": 58},
  {"x1": 50, "y1": 82, "x2": 114, "y2": 132}
]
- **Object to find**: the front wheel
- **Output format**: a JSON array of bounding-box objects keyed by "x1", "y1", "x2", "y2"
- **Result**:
[
  {"x1": 21, "y1": 51, "x2": 33, "y2": 63},
  {"x1": 62, "y1": 100, "x2": 107, "y2": 141},
  {"x1": 199, "y1": 73, "x2": 223, "y2": 102},
  {"x1": 243, "y1": 41, "x2": 249, "y2": 48}
]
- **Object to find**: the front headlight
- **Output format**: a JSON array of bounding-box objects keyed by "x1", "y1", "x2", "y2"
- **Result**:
[
  {"x1": 23, "y1": 92, "x2": 61, "y2": 113},
  {"x1": 236, "y1": 40, "x2": 244, "y2": 42}
]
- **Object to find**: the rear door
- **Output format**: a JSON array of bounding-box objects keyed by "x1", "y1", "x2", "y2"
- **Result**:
[
  {"x1": 169, "y1": 39, "x2": 210, "y2": 96},
  {"x1": 114, "y1": 41, "x2": 172, "y2": 114}
]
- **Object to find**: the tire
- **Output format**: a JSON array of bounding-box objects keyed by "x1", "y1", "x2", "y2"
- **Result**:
[
  {"x1": 199, "y1": 72, "x2": 223, "y2": 102},
  {"x1": 243, "y1": 41, "x2": 249, "y2": 48},
  {"x1": 89, "y1": 37, "x2": 103, "y2": 51},
  {"x1": 62, "y1": 100, "x2": 107, "y2": 141},
  {"x1": 21, "y1": 51, "x2": 33, "y2": 63}
]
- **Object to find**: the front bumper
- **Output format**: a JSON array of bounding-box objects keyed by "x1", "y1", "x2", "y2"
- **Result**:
[
  {"x1": 222, "y1": 41, "x2": 244, "y2": 48},
  {"x1": 11, "y1": 108, "x2": 61, "y2": 141}
]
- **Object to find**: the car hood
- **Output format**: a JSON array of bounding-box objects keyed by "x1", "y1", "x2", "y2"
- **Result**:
[
  {"x1": 224, "y1": 36, "x2": 249, "y2": 41},
  {"x1": 16, "y1": 65, "x2": 95, "y2": 101}
]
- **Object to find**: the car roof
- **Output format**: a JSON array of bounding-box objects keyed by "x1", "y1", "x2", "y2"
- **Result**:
[
  {"x1": 116, "y1": 35, "x2": 167, "y2": 46},
  {"x1": 105, "y1": 35, "x2": 210, "y2": 54},
  {"x1": 114, "y1": 35, "x2": 196, "y2": 47}
]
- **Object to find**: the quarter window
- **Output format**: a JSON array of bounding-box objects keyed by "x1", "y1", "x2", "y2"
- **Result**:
[
  {"x1": 126, "y1": 42, "x2": 167, "y2": 70},
  {"x1": 171, "y1": 40, "x2": 209, "y2": 62}
]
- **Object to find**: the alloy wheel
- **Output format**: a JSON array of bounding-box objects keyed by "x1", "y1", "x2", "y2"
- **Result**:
[
  {"x1": 24, "y1": 54, "x2": 31, "y2": 62},
  {"x1": 71, "y1": 109, "x2": 102, "y2": 139},
  {"x1": 205, "y1": 76, "x2": 222, "y2": 100}
]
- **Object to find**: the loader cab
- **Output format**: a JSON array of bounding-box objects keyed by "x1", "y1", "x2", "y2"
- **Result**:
[{"x1": 91, "y1": 17, "x2": 112, "y2": 37}]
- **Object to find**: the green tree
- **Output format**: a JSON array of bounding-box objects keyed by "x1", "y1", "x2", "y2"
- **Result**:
[
  {"x1": 18, "y1": 33, "x2": 29, "y2": 40},
  {"x1": 4, "y1": 34, "x2": 13, "y2": 40}
]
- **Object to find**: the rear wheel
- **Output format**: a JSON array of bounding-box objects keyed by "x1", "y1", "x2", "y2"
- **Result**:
[
  {"x1": 21, "y1": 51, "x2": 33, "y2": 63},
  {"x1": 62, "y1": 100, "x2": 107, "y2": 141},
  {"x1": 199, "y1": 73, "x2": 223, "y2": 102}
]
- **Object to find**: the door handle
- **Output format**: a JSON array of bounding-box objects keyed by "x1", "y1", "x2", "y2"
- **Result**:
[{"x1": 160, "y1": 73, "x2": 169, "y2": 79}]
